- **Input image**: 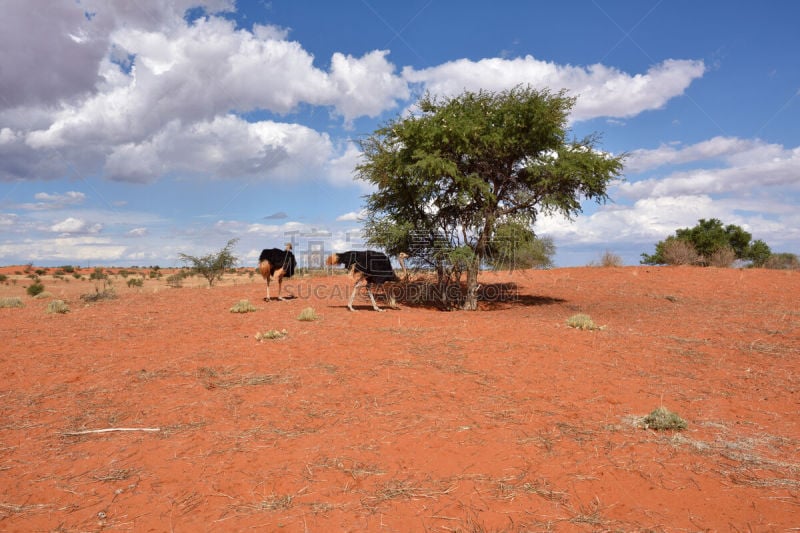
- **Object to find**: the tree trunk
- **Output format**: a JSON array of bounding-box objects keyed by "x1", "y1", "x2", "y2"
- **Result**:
[{"x1": 462, "y1": 258, "x2": 480, "y2": 310}]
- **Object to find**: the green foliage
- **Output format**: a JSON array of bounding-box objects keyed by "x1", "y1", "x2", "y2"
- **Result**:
[
  {"x1": 89, "y1": 267, "x2": 107, "y2": 280},
  {"x1": 358, "y1": 86, "x2": 623, "y2": 309},
  {"x1": 230, "y1": 299, "x2": 257, "y2": 313},
  {"x1": 489, "y1": 220, "x2": 555, "y2": 270},
  {"x1": 46, "y1": 300, "x2": 70, "y2": 314},
  {"x1": 178, "y1": 238, "x2": 239, "y2": 287},
  {"x1": 641, "y1": 218, "x2": 771, "y2": 266},
  {"x1": 26, "y1": 282, "x2": 45, "y2": 297},
  {"x1": 0, "y1": 274, "x2": 7, "y2": 283},
  {"x1": 642, "y1": 406, "x2": 687, "y2": 431},
  {"x1": 0, "y1": 297, "x2": 24, "y2": 308},
  {"x1": 59, "y1": 265, "x2": 76, "y2": 273},
  {"x1": 127, "y1": 277, "x2": 144, "y2": 288}
]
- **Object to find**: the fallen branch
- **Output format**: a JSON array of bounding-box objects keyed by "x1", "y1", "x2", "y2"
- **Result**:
[{"x1": 62, "y1": 427, "x2": 161, "y2": 436}]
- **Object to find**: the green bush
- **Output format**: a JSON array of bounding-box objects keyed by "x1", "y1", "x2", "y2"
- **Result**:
[
  {"x1": 127, "y1": 277, "x2": 144, "y2": 288},
  {"x1": 26, "y1": 282, "x2": 45, "y2": 297},
  {"x1": 89, "y1": 267, "x2": 107, "y2": 280}
]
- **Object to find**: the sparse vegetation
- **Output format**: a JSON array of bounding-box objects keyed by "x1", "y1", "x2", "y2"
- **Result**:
[
  {"x1": 566, "y1": 313, "x2": 604, "y2": 330},
  {"x1": 641, "y1": 406, "x2": 687, "y2": 430},
  {"x1": 127, "y1": 277, "x2": 144, "y2": 288},
  {"x1": 80, "y1": 284, "x2": 117, "y2": 302},
  {"x1": 594, "y1": 250, "x2": 623, "y2": 267},
  {"x1": 255, "y1": 329, "x2": 288, "y2": 341},
  {"x1": 297, "y1": 307, "x2": 320, "y2": 321},
  {"x1": 89, "y1": 267, "x2": 107, "y2": 280},
  {"x1": 0, "y1": 297, "x2": 24, "y2": 308},
  {"x1": 764, "y1": 252, "x2": 799, "y2": 270},
  {"x1": 178, "y1": 238, "x2": 239, "y2": 287},
  {"x1": 230, "y1": 299, "x2": 257, "y2": 313},
  {"x1": 46, "y1": 300, "x2": 70, "y2": 314},
  {"x1": 26, "y1": 282, "x2": 45, "y2": 297}
]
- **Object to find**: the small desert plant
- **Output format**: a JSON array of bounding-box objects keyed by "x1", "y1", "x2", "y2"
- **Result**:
[
  {"x1": 297, "y1": 307, "x2": 320, "y2": 321},
  {"x1": 89, "y1": 267, "x2": 107, "y2": 280},
  {"x1": 26, "y1": 282, "x2": 45, "y2": 297},
  {"x1": 0, "y1": 274, "x2": 7, "y2": 283},
  {"x1": 33, "y1": 291, "x2": 55, "y2": 299},
  {"x1": 230, "y1": 299, "x2": 257, "y2": 313},
  {"x1": 255, "y1": 329, "x2": 288, "y2": 341},
  {"x1": 708, "y1": 246, "x2": 736, "y2": 268},
  {"x1": 46, "y1": 299, "x2": 70, "y2": 314},
  {"x1": 662, "y1": 239, "x2": 701, "y2": 266},
  {"x1": 566, "y1": 313, "x2": 604, "y2": 330},
  {"x1": 598, "y1": 250, "x2": 623, "y2": 267},
  {"x1": 81, "y1": 284, "x2": 117, "y2": 302},
  {"x1": 0, "y1": 297, "x2": 24, "y2": 308},
  {"x1": 127, "y1": 277, "x2": 144, "y2": 288},
  {"x1": 166, "y1": 272, "x2": 186, "y2": 288},
  {"x1": 642, "y1": 406, "x2": 687, "y2": 430}
]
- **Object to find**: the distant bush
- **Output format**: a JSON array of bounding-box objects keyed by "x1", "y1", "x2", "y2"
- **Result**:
[
  {"x1": 763, "y1": 253, "x2": 799, "y2": 270},
  {"x1": 0, "y1": 297, "x2": 24, "y2": 308},
  {"x1": 661, "y1": 239, "x2": 701, "y2": 266},
  {"x1": 59, "y1": 265, "x2": 76, "y2": 273},
  {"x1": 46, "y1": 300, "x2": 70, "y2": 314},
  {"x1": 127, "y1": 277, "x2": 144, "y2": 288},
  {"x1": 230, "y1": 300, "x2": 257, "y2": 313},
  {"x1": 81, "y1": 286, "x2": 117, "y2": 303},
  {"x1": 0, "y1": 274, "x2": 7, "y2": 283},
  {"x1": 26, "y1": 282, "x2": 45, "y2": 297},
  {"x1": 708, "y1": 246, "x2": 736, "y2": 268},
  {"x1": 89, "y1": 267, "x2": 107, "y2": 280},
  {"x1": 166, "y1": 272, "x2": 187, "y2": 288},
  {"x1": 595, "y1": 250, "x2": 623, "y2": 267}
]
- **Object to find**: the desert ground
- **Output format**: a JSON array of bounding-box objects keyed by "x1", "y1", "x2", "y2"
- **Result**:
[{"x1": 0, "y1": 264, "x2": 798, "y2": 532}]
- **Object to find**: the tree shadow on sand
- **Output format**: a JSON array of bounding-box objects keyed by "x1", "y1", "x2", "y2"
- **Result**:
[{"x1": 383, "y1": 281, "x2": 565, "y2": 311}]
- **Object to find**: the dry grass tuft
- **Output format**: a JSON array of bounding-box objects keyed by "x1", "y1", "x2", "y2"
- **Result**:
[
  {"x1": 229, "y1": 299, "x2": 257, "y2": 313},
  {"x1": 297, "y1": 306, "x2": 320, "y2": 321},
  {"x1": 566, "y1": 313, "x2": 605, "y2": 330},
  {"x1": 642, "y1": 406, "x2": 687, "y2": 430},
  {"x1": 255, "y1": 329, "x2": 288, "y2": 341}
]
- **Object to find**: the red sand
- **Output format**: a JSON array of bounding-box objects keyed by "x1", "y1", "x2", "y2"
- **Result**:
[{"x1": 1, "y1": 265, "x2": 798, "y2": 531}]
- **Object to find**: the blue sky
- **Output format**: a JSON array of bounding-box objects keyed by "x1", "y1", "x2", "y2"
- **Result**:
[{"x1": 1, "y1": 1, "x2": 798, "y2": 268}]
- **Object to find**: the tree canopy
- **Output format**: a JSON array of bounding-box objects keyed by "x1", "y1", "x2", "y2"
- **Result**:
[
  {"x1": 640, "y1": 219, "x2": 771, "y2": 267},
  {"x1": 357, "y1": 86, "x2": 625, "y2": 309},
  {"x1": 178, "y1": 238, "x2": 239, "y2": 287}
]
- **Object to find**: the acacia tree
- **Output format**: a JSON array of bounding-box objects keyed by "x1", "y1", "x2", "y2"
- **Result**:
[
  {"x1": 640, "y1": 219, "x2": 772, "y2": 266},
  {"x1": 178, "y1": 238, "x2": 239, "y2": 287},
  {"x1": 357, "y1": 86, "x2": 625, "y2": 310}
]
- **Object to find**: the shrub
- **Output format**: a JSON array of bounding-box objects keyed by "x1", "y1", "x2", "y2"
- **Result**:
[
  {"x1": 662, "y1": 239, "x2": 700, "y2": 266},
  {"x1": 230, "y1": 300, "x2": 257, "y2": 313},
  {"x1": 255, "y1": 329, "x2": 288, "y2": 341},
  {"x1": 0, "y1": 274, "x2": 7, "y2": 283},
  {"x1": 566, "y1": 313, "x2": 604, "y2": 330},
  {"x1": 166, "y1": 272, "x2": 186, "y2": 288},
  {"x1": 598, "y1": 250, "x2": 623, "y2": 267},
  {"x1": 89, "y1": 267, "x2": 107, "y2": 280},
  {"x1": 642, "y1": 406, "x2": 687, "y2": 431},
  {"x1": 297, "y1": 307, "x2": 320, "y2": 321},
  {"x1": 764, "y1": 253, "x2": 800, "y2": 270},
  {"x1": 0, "y1": 297, "x2": 24, "y2": 308},
  {"x1": 708, "y1": 246, "x2": 736, "y2": 268},
  {"x1": 26, "y1": 282, "x2": 45, "y2": 297},
  {"x1": 80, "y1": 286, "x2": 117, "y2": 302},
  {"x1": 127, "y1": 277, "x2": 144, "y2": 288},
  {"x1": 46, "y1": 300, "x2": 70, "y2": 314}
]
